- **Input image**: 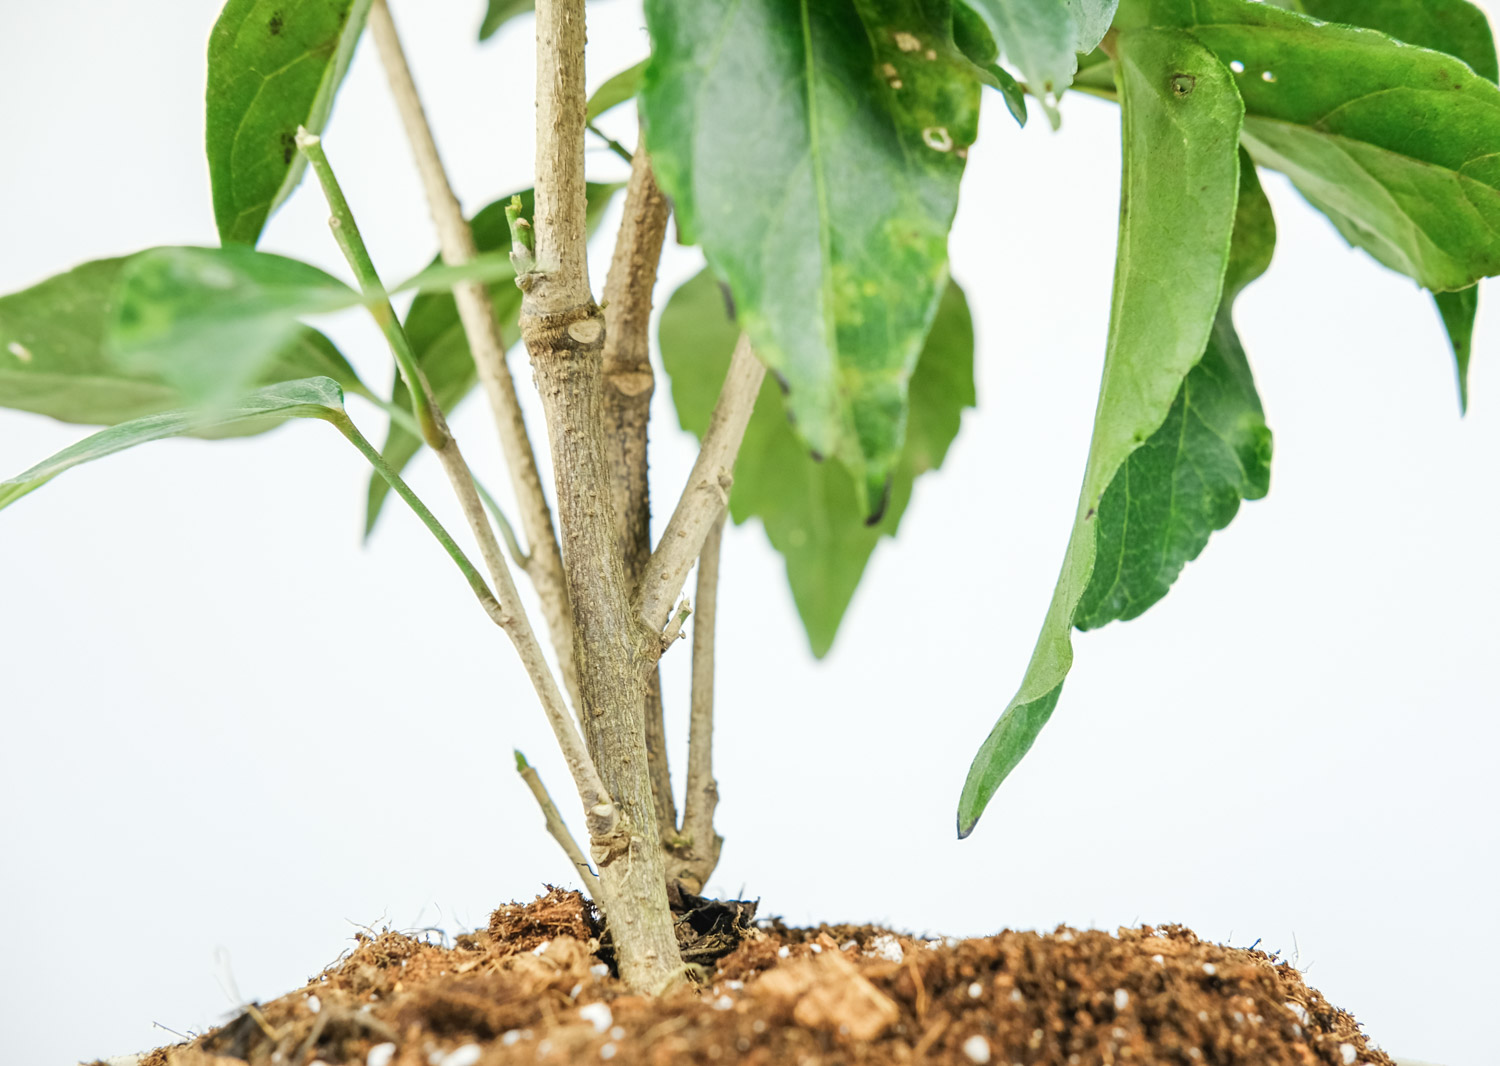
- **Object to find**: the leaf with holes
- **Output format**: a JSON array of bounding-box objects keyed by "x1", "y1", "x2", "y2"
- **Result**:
[
  {"x1": 642, "y1": 0, "x2": 979, "y2": 514},
  {"x1": 1123, "y1": 0, "x2": 1500, "y2": 293},
  {"x1": 660, "y1": 269, "x2": 974, "y2": 657},
  {"x1": 958, "y1": 27, "x2": 1244, "y2": 837},
  {"x1": 206, "y1": 0, "x2": 372, "y2": 247}
]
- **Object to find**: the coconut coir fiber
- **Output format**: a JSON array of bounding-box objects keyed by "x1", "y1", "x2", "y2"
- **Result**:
[{"x1": 130, "y1": 888, "x2": 1388, "y2": 1066}]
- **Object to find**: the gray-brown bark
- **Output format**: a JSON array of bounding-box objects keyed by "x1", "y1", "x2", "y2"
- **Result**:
[
  {"x1": 521, "y1": 0, "x2": 683, "y2": 993},
  {"x1": 601, "y1": 148, "x2": 675, "y2": 837}
]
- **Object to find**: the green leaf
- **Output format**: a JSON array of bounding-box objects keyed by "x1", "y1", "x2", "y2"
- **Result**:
[
  {"x1": 107, "y1": 246, "x2": 358, "y2": 410},
  {"x1": 1167, "y1": 0, "x2": 1500, "y2": 293},
  {"x1": 1434, "y1": 285, "x2": 1478, "y2": 413},
  {"x1": 1286, "y1": 0, "x2": 1494, "y2": 414},
  {"x1": 661, "y1": 269, "x2": 974, "y2": 657},
  {"x1": 1293, "y1": 0, "x2": 1498, "y2": 83},
  {"x1": 958, "y1": 27, "x2": 1244, "y2": 837},
  {"x1": 0, "y1": 254, "x2": 367, "y2": 429},
  {"x1": 1074, "y1": 154, "x2": 1274, "y2": 630},
  {"x1": 479, "y1": 0, "x2": 534, "y2": 40},
  {"x1": 0, "y1": 377, "x2": 347, "y2": 511},
  {"x1": 587, "y1": 60, "x2": 647, "y2": 122},
  {"x1": 363, "y1": 183, "x2": 620, "y2": 535},
  {"x1": 206, "y1": 0, "x2": 373, "y2": 247},
  {"x1": 642, "y1": 0, "x2": 979, "y2": 512},
  {"x1": 960, "y1": 0, "x2": 1119, "y2": 107}
]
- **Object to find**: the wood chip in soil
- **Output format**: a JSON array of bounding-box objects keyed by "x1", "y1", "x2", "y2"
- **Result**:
[{"x1": 122, "y1": 887, "x2": 1392, "y2": 1066}]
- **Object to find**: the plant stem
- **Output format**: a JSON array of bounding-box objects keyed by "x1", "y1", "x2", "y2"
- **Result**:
[
  {"x1": 523, "y1": 0, "x2": 683, "y2": 992},
  {"x1": 335, "y1": 414, "x2": 503, "y2": 620},
  {"x1": 601, "y1": 146, "x2": 676, "y2": 837},
  {"x1": 638, "y1": 334, "x2": 765, "y2": 632},
  {"x1": 673, "y1": 512, "x2": 725, "y2": 894},
  {"x1": 366, "y1": 0, "x2": 582, "y2": 715},
  {"x1": 300, "y1": 129, "x2": 620, "y2": 860},
  {"x1": 516, "y1": 750, "x2": 602, "y2": 898},
  {"x1": 295, "y1": 129, "x2": 445, "y2": 451}
]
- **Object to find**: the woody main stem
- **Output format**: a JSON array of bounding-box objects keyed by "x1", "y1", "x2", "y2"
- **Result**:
[{"x1": 521, "y1": 0, "x2": 684, "y2": 992}]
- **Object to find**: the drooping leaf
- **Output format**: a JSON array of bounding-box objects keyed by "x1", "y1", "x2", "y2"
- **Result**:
[
  {"x1": 642, "y1": 0, "x2": 979, "y2": 512},
  {"x1": 206, "y1": 0, "x2": 373, "y2": 247},
  {"x1": 1434, "y1": 286, "x2": 1478, "y2": 413},
  {"x1": 1074, "y1": 155, "x2": 1274, "y2": 630},
  {"x1": 363, "y1": 183, "x2": 620, "y2": 535},
  {"x1": 958, "y1": 28, "x2": 1244, "y2": 837},
  {"x1": 661, "y1": 269, "x2": 974, "y2": 657},
  {"x1": 960, "y1": 0, "x2": 1119, "y2": 111},
  {"x1": 0, "y1": 377, "x2": 347, "y2": 511},
  {"x1": 479, "y1": 0, "x2": 534, "y2": 39},
  {"x1": 587, "y1": 60, "x2": 646, "y2": 122},
  {"x1": 0, "y1": 255, "x2": 367, "y2": 429},
  {"x1": 107, "y1": 246, "x2": 358, "y2": 410}
]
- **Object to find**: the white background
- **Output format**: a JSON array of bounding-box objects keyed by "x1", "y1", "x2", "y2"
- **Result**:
[{"x1": 1, "y1": 2, "x2": 1496, "y2": 1063}]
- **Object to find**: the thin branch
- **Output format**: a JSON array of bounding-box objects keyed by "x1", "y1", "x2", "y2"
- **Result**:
[
  {"x1": 297, "y1": 129, "x2": 619, "y2": 856},
  {"x1": 601, "y1": 146, "x2": 675, "y2": 836},
  {"x1": 638, "y1": 335, "x2": 766, "y2": 632},
  {"x1": 368, "y1": 0, "x2": 582, "y2": 715},
  {"x1": 675, "y1": 512, "x2": 725, "y2": 894},
  {"x1": 516, "y1": 750, "x2": 602, "y2": 898}
]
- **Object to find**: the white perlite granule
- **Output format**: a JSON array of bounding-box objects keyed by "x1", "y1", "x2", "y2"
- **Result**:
[{"x1": 962, "y1": 1035, "x2": 992, "y2": 1063}]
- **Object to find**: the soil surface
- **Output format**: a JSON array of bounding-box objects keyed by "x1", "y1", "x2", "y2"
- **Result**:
[{"x1": 120, "y1": 888, "x2": 1391, "y2": 1066}]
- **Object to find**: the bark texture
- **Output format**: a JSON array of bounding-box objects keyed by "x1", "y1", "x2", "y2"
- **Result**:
[
  {"x1": 601, "y1": 149, "x2": 674, "y2": 836},
  {"x1": 522, "y1": 0, "x2": 683, "y2": 993}
]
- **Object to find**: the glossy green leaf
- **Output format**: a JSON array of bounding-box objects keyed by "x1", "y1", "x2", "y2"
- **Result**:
[
  {"x1": 363, "y1": 184, "x2": 619, "y2": 535},
  {"x1": 958, "y1": 28, "x2": 1244, "y2": 837},
  {"x1": 107, "y1": 246, "x2": 357, "y2": 410},
  {"x1": 206, "y1": 0, "x2": 372, "y2": 247},
  {"x1": 0, "y1": 255, "x2": 366, "y2": 428},
  {"x1": 587, "y1": 60, "x2": 646, "y2": 122},
  {"x1": 1288, "y1": 0, "x2": 1494, "y2": 414},
  {"x1": 1435, "y1": 286, "x2": 1478, "y2": 413},
  {"x1": 1159, "y1": 0, "x2": 1500, "y2": 293},
  {"x1": 0, "y1": 377, "x2": 347, "y2": 511},
  {"x1": 1075, "y1": 155, "x2": 1274, "y2": 629},
  {"x1": 1294, "y1": 0, "x2": 1497, "y2": 82},
  {"x1": 642, "y1": 0, "x2": 979, "y2": 512},
  {"x1": 661, "y1": 269, "x2": 974, "y2": 657},
  {"x1": 479, "y1": 0, "x2": 534, "y2": 39}
]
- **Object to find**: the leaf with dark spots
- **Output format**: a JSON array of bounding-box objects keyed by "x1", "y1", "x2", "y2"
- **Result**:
[{"x1": 206, "y1": 0, "x2": 373, "y2": 247}]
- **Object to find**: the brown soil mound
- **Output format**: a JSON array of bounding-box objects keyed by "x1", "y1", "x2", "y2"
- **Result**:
[{"x1": 128, "y1": 889, "x2": 1389, "y2": 1066}]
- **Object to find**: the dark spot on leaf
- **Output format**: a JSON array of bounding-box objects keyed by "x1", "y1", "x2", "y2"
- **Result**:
[
  {"x1": 279, "y1": 130, "x2": 296, "y2": 165},
  {"x1": 771, "y1": 370, "x2": 790, "y2": 396},
  {"x1": 808, "y1": 449, "x2": 823, "y2": 463},
  {"x1": 1171, "y1": 74, "x2": 1196, "y2": 96},
  {"x1": 716, "y1": 280, "x2": 737, "y2": 322},
  {"x1": 269, "y1": 11, "x2": 284, "y2": 35},
  {"x1": 865, "y1": 475, "x2": 893, "y2": 526},
  {"x1": 1085, "y1": 507, "x2": 1096, "y2": 520}
]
